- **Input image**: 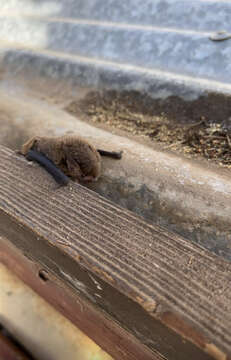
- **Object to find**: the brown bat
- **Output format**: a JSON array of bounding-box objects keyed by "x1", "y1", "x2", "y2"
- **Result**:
[{"x1": 20, "y1": 135, "x2": 122, "y2": 184}]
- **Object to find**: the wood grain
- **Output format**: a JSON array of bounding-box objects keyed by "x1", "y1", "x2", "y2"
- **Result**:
[{"x1": 0, "y1": 145, "x2": 231, "y2": 360}]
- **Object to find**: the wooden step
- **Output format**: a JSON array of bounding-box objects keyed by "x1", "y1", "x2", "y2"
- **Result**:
[{"x1": 0, "y1": 145, "x2": 230, "y2": 360}]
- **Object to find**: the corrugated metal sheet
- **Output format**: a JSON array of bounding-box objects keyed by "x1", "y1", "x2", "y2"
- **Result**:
[{"x1": 0, "y1": 0, "x2": 231, "y2": 99}]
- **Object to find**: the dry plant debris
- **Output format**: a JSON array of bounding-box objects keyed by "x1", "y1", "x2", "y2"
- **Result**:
[{"x1": 66, "y1": 91, "x2": 231, "y2": 167}]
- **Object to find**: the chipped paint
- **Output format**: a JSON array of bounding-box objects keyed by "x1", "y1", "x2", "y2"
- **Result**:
[
  {"x1": 89, "y1": 273, "x2": 103, "y2": 291},
  {"x1": 59, "y1": 269, "x2": 97, "y2": 303}
]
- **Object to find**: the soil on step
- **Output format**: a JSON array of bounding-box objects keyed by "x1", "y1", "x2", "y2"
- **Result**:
[{"x1": 65, "y1": 90, "x2": 231, "y2": 168}]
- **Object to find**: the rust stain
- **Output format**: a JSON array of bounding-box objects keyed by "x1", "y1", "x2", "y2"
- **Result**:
[
  {"x1": 55, "y1": 242, "x2": 82, "y2": 262},
  {"x1": 91, "y1": 267, "x2": 114, "y2": 284},
  {"x1": 161, "y1": 311, "x2": 206, "y2": 349}
]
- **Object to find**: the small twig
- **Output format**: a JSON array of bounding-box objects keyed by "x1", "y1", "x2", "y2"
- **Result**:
[
  {"x1": 203, "y1": 135, "x2": 226, "y2": 140},
  {"x1": 164, "y1": 141, "x2": 184, "y2": 149},
  {"x1": 185, "y1": 119, "x2": 205, "y2": 130},
  {"x1": 226, "y1": 134, "x2": 231, "y2": 149}
]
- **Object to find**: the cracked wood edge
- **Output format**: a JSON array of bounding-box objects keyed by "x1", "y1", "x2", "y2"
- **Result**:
[{"x1": 0, "y1": 145, "x2": 230, "y2": 360}]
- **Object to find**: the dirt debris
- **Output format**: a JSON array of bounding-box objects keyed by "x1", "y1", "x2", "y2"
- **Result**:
[{"x1": 66, "y1": 90, "x2": 231, "y2": 168}]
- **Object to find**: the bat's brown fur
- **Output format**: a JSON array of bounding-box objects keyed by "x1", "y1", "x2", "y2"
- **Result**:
[{"x1": 21, "y1": 135, "x2": 101, "y2": 182}]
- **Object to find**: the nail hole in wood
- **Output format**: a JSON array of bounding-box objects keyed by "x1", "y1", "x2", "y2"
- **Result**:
[{"x1": 38, "y1": 269, "x2": 49, "y2": 282}]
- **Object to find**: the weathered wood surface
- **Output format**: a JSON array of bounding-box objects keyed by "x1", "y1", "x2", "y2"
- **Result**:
[{"x1": 0, "y1": 145, "x2": 231, "y2": 360}]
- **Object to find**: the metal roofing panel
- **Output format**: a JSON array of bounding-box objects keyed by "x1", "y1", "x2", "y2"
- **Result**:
[{"x1": 0, "y1": 0, "x2": 231, "y2": 98}]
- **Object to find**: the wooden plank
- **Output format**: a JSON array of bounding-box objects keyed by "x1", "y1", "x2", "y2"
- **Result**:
[
  {"x1": 0, "y1": 238, "x2": 162, "y2": 360},
  {"x1": 0, "y1": 145, "x2": 230, "y2": 360},
  {"x1": 0, "y1": 331, "x2": 33, "y2": 360}
]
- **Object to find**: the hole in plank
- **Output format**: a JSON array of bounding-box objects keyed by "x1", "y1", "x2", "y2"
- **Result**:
[{"x1": 38, "y1": 269, "x2": 49, "y2": 282}]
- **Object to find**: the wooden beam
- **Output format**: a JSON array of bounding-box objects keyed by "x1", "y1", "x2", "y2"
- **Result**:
[{"x1": 0, "y1": 145, "x2": 230, "y2": 360}]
